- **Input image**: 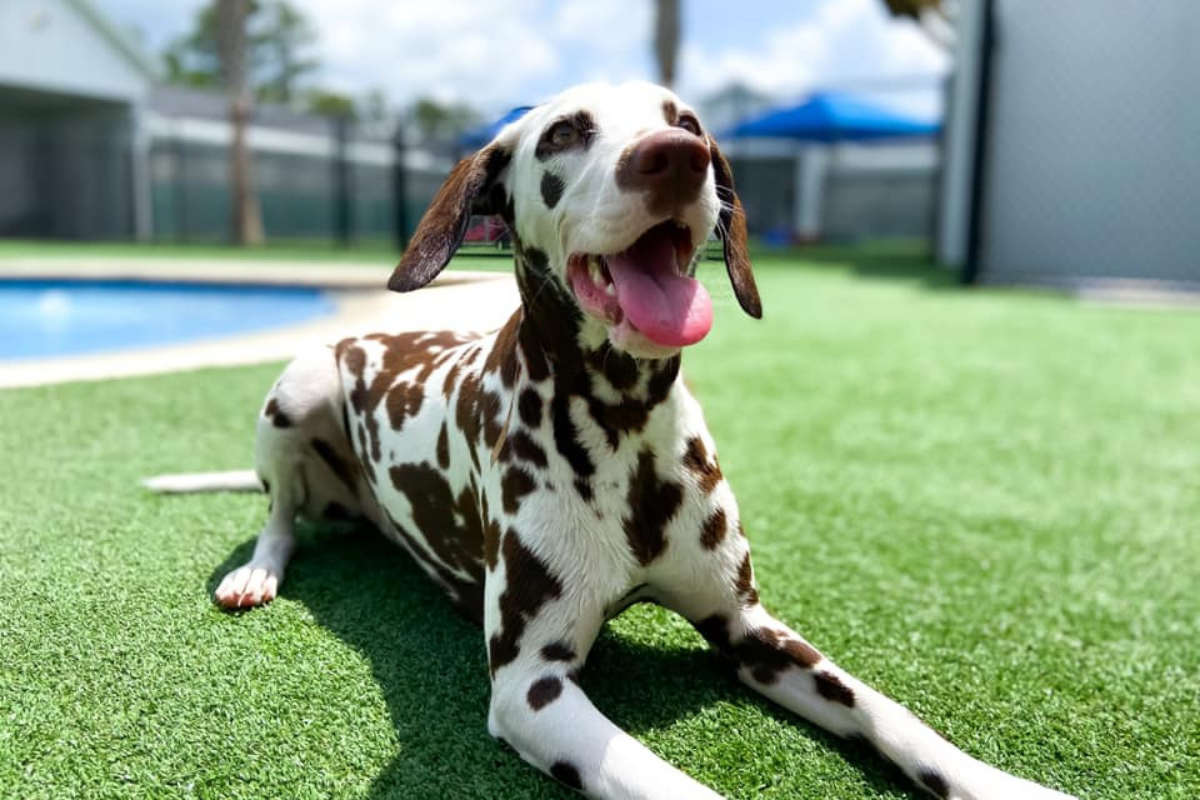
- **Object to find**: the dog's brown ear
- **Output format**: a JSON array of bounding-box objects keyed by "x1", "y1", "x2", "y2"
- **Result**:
[
  {"x1": 709, "y1": 137, "x2": 761, "y2": 319},
  {"x1": 388, "y1": 145, "x2": 512, "y2": 292}
]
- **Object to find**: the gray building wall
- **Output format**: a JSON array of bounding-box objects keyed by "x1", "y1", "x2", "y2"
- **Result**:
[{"x1": 978, "y1": 0, "x2": 1200, "y2": 285}]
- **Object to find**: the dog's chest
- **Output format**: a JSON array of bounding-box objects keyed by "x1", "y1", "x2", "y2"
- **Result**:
[{"x1": 332, "y1": 322, "x2": 727, "y2": 621}]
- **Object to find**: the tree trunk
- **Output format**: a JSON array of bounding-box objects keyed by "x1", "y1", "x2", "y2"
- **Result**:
[
  {"x1": 654, "y1": 0, "x2": 681, "y2": 89},
  {"x1": 219, "y1": 0, "x2": 265, "y2": 246}
]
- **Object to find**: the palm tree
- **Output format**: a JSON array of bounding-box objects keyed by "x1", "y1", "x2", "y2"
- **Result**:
[
  {"x1": 218, "y1": 0, "x2": 265, "y2": 245},
  {"x1": 653, "y1": 0, "x2": 681, "y2": 88}
]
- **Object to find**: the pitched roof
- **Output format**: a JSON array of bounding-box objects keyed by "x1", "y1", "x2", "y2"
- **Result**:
[{"x1": 64, "y1": 0, "x2": 160, "y2": 80}]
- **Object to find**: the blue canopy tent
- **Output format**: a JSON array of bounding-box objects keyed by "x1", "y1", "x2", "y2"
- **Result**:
[
  {"x1": 459, "y1": 106, "x2": 534, "y2": 151},
  {"x1": 726, "y1": 90, "x2": 939, "y2": 142},
  {"x1": 724, "y1": 91, "x2": 940, "y2": 243}
]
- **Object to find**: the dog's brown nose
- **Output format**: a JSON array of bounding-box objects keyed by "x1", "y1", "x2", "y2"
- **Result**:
[{"x1": 618, "y1": 130, "x2": 711, "y2": 211}]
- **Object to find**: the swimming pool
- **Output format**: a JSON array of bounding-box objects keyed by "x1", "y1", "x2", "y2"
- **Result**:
[{"x1": 0, "y1": 279, "x2": 339, "y2": 360}]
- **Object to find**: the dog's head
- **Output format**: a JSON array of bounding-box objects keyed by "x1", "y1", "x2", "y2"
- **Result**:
[{"x1": 390, "y1": 81, "x2": 758, "y2": 359}]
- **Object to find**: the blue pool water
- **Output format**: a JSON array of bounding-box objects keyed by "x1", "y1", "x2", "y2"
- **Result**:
[{"x1": 0, "y1": 279, "x2": 338, "y2": 360}]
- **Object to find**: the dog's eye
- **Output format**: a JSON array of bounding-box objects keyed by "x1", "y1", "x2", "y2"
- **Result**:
[
  {"x1": 548, "y1": 121, "x2": 579, "y2": 148},
  {"x1": 677, "y1": 114, "x2": 702, "y2": 137}
]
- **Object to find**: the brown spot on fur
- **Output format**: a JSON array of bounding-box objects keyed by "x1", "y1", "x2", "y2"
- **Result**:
[
  {"x1": 481, "y1": 391, "x2": 505, "y2": 450},
  {"x1": 646, "y1": 356, "x2": 680, "y2": 406},
  {"x1": 785, "y1": 638, "x2": 821, "y2": 668},
  {"x1": 918, "y1": 769, "x2": 949, "y2": 799},
  {"x1": 339, "y1": 331, "x2": 474, "y2": 463},
  {"x1": 388, "y1": 463, "x2": 485, "y2": 602},
  {"x1": 541, "y1": 642, "x2": 576, "y2": 662},
  {"x1": 584, "y1": 344, "x2": 638, "y2": 391},
  {"x1": 540, "y1": 172, "x2": 565, "y2": 209},
  {"x1": 514, "y1": 311, "x2": 552, "y2": 384},
  {"x1": 264, "y1": 398, "x2": 291, "y2": 428},
  {"x1": 507, "y1": 431, "x2": 548, "y2": 469},
  {"x1": 311, "y1": 438, "x2": 357, "y2": 493},
  {"x1": 442, "y1": 358, "x2": 463, "y2": 402},
  {"x1": 527, "y1": 676, "x2": 563, "y2": 710},
  {"x1": 455, "y1": 372, "x2": 485, "y2": 471},
  {"x1": 484, "y1": 315, "x2": 521, "y2": 389},
  {"x1": 735, "y1": 553, "x2": 759, "y2": 606},
  {"x1": 502, "y1": 467, "x2": 536, "y2": 514},
  {"x1": 518, "y1": 388, "x2": 542, "y2": 428},
  {"x1": 552, "y1": 393, "x2": 594, "y2": 481},
  {"x1": 683, "y1": 437, "x2": 722, "y2": 494},
  {"x1": 623, "y1": 450, "x2": 682, "y2": 565},
  {"x1": 386, "y1": 381, "x2": 424, "y2": 430},
  {"x1": 489, "y1": 530, "x2": 563, "y2": 675},
  {"x1": 482, "y1": 496, "x2": 501, "y2": 571},
  {"x1": 550, "y1": 761, "x2": 583, "y2": 791},
  {"x1": 587, "y1": 396, "x2": 651, "y2": 446},
  {"x1": 436, "y1": 423, "x2": 450, "y2": 470},
  {"x1": 694, "y1": 615, "x2": 821, "y2": 685},
  {"x1": 814, "y1": 671, "x2": 855, "y2": 707},
  {"x1": 700, "y1": 508, "x2": 727, "y2": 550}
]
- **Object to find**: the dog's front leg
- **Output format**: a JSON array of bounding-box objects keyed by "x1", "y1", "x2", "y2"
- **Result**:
[
  {"x1": 489, "y1": 660, "x2": 721, "y2": 799},
  {"x1": 687, "y1": 602, "x2": 1075, "y2": 800},
  {"x1": 484, "y1": 537, "x2": 721, "y2": 798}
]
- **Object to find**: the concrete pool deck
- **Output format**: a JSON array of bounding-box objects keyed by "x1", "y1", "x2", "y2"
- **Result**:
[{"x1": 0, "y1": 258, "x2": 519, "y2": 389}]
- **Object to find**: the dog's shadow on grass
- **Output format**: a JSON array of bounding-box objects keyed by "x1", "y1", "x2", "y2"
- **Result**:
[{"x1": 211, "y1": 526, "x2": 919, "y2": 799}]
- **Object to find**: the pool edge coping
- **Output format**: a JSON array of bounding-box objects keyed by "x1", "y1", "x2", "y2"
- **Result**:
[{"x1": 0, "y1": 264, "x2": 519, "y2": 390}]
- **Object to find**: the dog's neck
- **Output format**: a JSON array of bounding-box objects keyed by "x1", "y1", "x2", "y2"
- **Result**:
[{"x1": 508, "y1": 241, "x2": 681, "y2": 435}]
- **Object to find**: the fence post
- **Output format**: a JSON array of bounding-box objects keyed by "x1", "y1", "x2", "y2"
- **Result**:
[
  {"x1": 392, "y1": 118, "x2": 409, "y2": 252},
  {"x1": 174, "y1": 126, "x2": 189, "y2": 244},
  {"x1": 332, "y1": 113, "x2": 354, "y2": 247}
]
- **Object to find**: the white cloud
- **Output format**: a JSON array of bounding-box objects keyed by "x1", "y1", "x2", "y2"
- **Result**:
[
  {"x1": 678, "y1": 0, "x2": 949, "y2": 108},
  {"x1": 98, "y1": 0, "x2": 949, "y2": 117},
  {"x1": 553, "y1": 0, "x2": 649, "y2": 46},
  {"x1": 296, "y1": 0, "x2": 559, "y2": 108}
]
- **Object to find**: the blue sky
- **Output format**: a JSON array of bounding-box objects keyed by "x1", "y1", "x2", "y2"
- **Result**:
[{"x1": 97, "y1": 0, "x2": 948, "y2": 115}]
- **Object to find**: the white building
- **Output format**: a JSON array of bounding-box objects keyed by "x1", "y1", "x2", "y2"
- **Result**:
[
  {"x1": 0, "y1": 0, "x2": 156, "y2": 239},
  {"x1": 0, "y1": 0, "x2": 444, "y2": 245}
]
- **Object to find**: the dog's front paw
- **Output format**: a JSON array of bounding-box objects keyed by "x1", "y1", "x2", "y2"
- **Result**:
[{"x1": 214, "y1": 563, "x2": 282, "y2": 609}]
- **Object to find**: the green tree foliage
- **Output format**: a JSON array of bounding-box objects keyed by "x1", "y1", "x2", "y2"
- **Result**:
[
  {"x1": 410, "y1": 97, "x2": 482, "y2": 143},
  {"x1": 165, "y1": 0, "x2": 318, "y2": 103},
  {"x1": 306, "y1": 89, "x2": 358, "y2": 119}
]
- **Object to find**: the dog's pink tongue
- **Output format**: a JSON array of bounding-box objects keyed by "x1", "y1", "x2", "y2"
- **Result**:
[{"x1": 605, "y1": 234, "x2": 713, "y2": 347}]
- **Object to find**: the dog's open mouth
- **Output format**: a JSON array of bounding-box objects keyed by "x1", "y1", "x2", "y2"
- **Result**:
[{"x1": 566, "y1": 220, "x2": 713, "y2": 348}]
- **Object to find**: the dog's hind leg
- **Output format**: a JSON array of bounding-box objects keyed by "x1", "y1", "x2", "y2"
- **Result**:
[{"x1": 214, "y1": 347, "x2": 360, "y2": 610}]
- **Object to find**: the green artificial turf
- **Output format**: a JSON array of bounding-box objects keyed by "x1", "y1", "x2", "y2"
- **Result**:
[{"x1": 2, "y1": 251, "x2": 1199, "y2": 799}]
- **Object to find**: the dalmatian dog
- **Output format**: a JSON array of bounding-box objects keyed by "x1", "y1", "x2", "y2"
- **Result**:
[{"x1": 148, "y1": 82, "x2": 1076, "y2": 800}]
